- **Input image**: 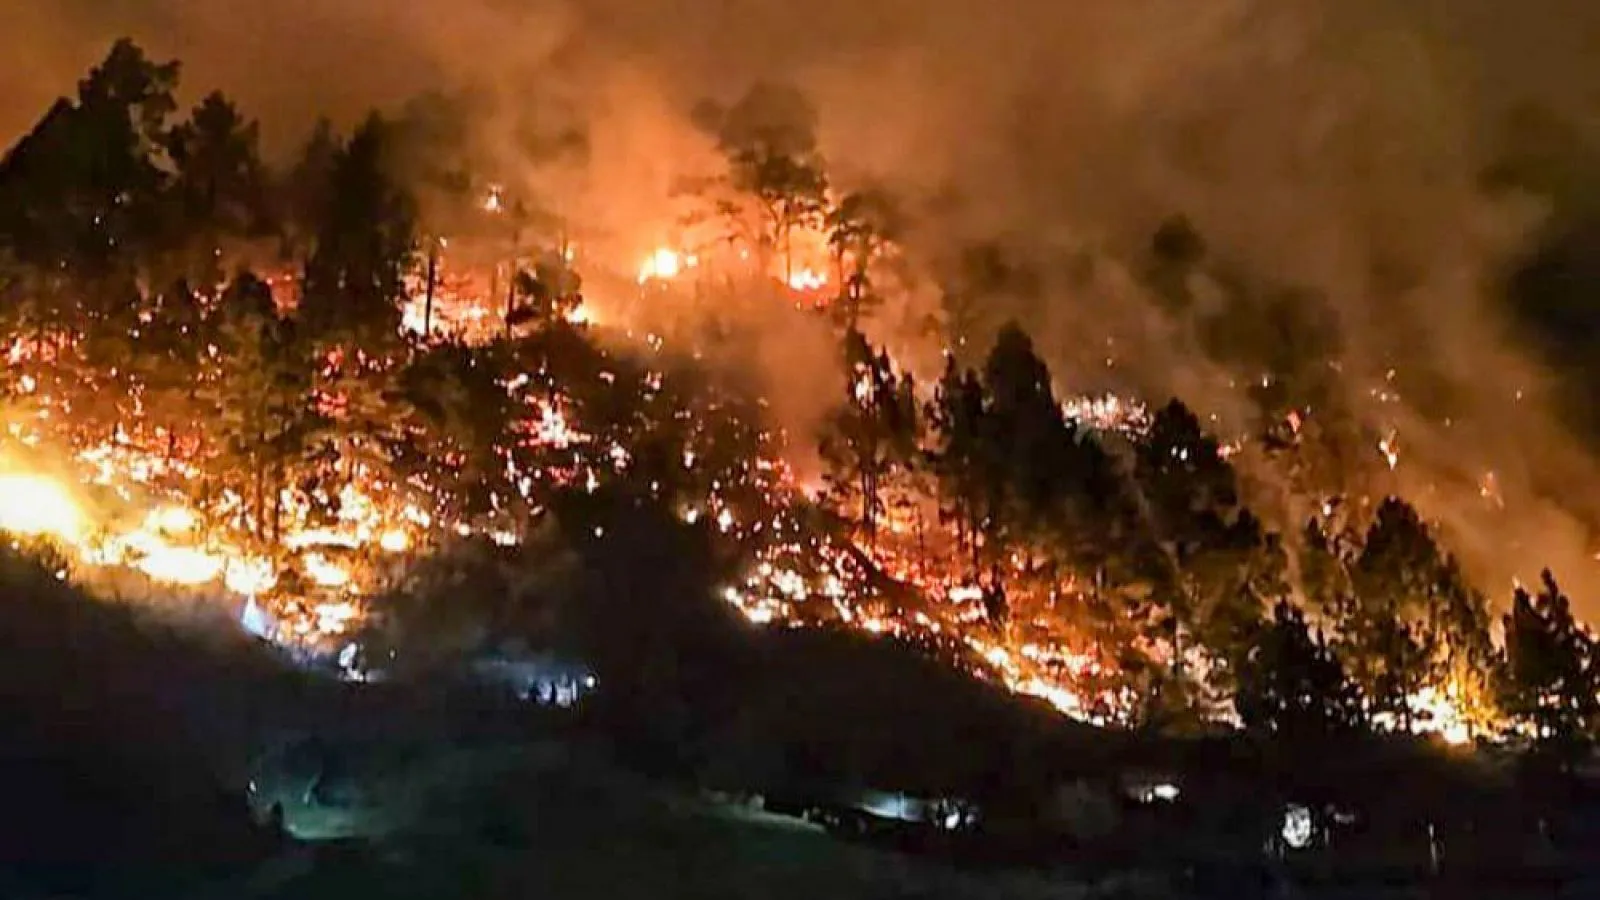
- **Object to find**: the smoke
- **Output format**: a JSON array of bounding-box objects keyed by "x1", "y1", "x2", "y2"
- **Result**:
[{"x1": 8, "y1": 0, "x2": 1600, "y2": 606}]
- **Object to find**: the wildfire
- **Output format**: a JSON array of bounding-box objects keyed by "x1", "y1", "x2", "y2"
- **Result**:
[
  {"x1": 0, "y1": 208, "x2": 1496, "y2": 744},
  {"x1": 1062, "y1": 394, "x2": 1151, "y2": 437},
  {"x1": 638, "y1": 247, "x2": 695, "y2": 284},
  {"x1": 0, "y1": 471, "x2": 87, "y2": 543},
  {"x1": 125, "y1": 540, "x2": 223, "y2": 585},
  {"x1": 787, "y1": 268, "x2": 827, "y2": 292},
  {"x1": 714, "y1": 457, "x2": 1482, "y2": 741},
  {"x1": 0, "y1": 455, "x2": 285, "y2": 595},
  {"x1": 399, "y1": 253, "x2": 595, "y2": 340},
  {"x1": 224, "y1": 557, "x2": 277, "y2": 596},
  {"x1": 0, "y1": 430, "x2": 421, "y2": 648},
  {"x1": 303, "y1": 553, "x2": 353, "y2": 590},
  {"x1": 712, "y1": 476, "x2": 1121, "y2": 725},
  {"x1": 1372, "y1": 685, "x2": 1474, "y2": 746}
]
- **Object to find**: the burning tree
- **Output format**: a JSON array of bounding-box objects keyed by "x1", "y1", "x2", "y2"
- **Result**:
[
  {"x1": 694, "y1": 82, "x2": 830, "y2": 289},
  {"x1": 1501, "y1": 571, "x2": 1600, "y2": 761},
  {"x1": 820, "y1": 327, "x2": 919, "y2": 548},
  {"x1": 204, "y1": 271, "x2": 319, "y2": 545}
]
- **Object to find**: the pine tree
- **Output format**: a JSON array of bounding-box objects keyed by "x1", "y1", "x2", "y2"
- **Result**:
[
  {"x1": 1130, "y1": 398, "x2": 1271, "y2": 704},
  {"x1": 1501, "y1": 571, "x2": 1599, "y2": 763},
  {"x1": 927, "y1": 353, "x2": 989, "y2": 570},
  {"x1": 825, "y1": 189, "x2": 900, "y2": 328},
  {"x1": 820, "y1": 327, "x2": 918, "y2": 546},
  {"x1": 202, "y1": 271, "x2": 319, "y2": 545},
  {"x1": 298, "y1": 113, "x2": 418, "y2": 357},
  {"x1": 0, "y1": 39, "x2": 178, "y2": 280},
  {"x1": 161, "y1": 91, "x2": 272, "y2": 287},
  {"x1": 981, "y1": 323, "x2": 1070, "y2": 533},
  {"x1": 1144, "y1": 215, "x2": 1205, "y2": 313},
  {"x1": 1345, "y1": 498, "x2": 1460, "y2": 728},
  {"x1": 696, "y1": 82, "x2": 829, "y2": 285},
  {"x1": 397, "y1": 341, "x2": 516, "y2": 521},
  {"x1": 507, "y1": 252, "x2": 583, "y2": 331},
  {"x1": 1236, "y1": 599, "x2": 1362, "y2": 738},
  {"x1": 282, "y1": 118, "x2": 340, "y2": 262}
]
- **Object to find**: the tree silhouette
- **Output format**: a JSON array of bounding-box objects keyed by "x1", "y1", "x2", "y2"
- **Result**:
[
  {"x1": 0, "y1": 39, "x2": 178, "y2": 281},
  {"x1": 1236, "y1": 599, "x2": 1362, "y2": 739},
  {"x1": 697, "y1": 82, "x2": 829, "y2": 285},
  {"x1": 282, "y1": 118, "x2": 340, "y2": 262},
  {"x1": 1144, "y1": 214, "x2": 1205, "y2": 313},
  {"x1": 161, "y1": 91, "x2": 272, "y2": 286},
  {"x1": 1501, "y1": 570, "x2": 1599, "y2": 764},
  {"x1": 927, "y1": 352, "x2": 989, "y2": 570},
  {"x1": 298, "y1": 113, "x2": 418, "y2": 355},
  {"x1": 1130, "y1": 398, "x2": 1270, "y2": 706},
  {"x1": 397, "y1": 340, "x2": 517, "y2": 521},
  {"x1": 825, "y1": 188, "x2": 901, "y2": 328},
  {"x1": 508, "y1": 252, "x2": 583, "y2": 331},
  {"x1": 202, "y1": 271, "x2": 318, "y2": 545},
  {"x1": 1345, "y1": 498, "x2": 1453, "y2": 727},
  {"x1": 820, "y1": 327, "x2": 918, "y2": 546},
  {"x1": 981, "y1": 323, "x2": 1070, "y2": 533}
]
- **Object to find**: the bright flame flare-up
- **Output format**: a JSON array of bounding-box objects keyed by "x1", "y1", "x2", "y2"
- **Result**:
[
  {"x1": 787, "y1": 268, "x2": 828, "y2": 292},
  {"x1": 0, "y1": 457, "x2": 376, "y2": 649},
  {"x1": 0, "y1": 468, "x2": 272, "y2": 592},
  {"x1": 0, "y1": 472, "x2": 87, "y2": 544},
  {"x1": 638, "y1": 247, "x2": 697, "y2": 284}
]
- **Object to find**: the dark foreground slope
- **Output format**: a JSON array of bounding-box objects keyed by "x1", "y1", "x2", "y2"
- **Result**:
[
  {"x1": 0, "y1": 542, "x2": 284, "y2": 897},
  {"x1": 246, "y1": 747, "x2": 1099, "y2": 900}
]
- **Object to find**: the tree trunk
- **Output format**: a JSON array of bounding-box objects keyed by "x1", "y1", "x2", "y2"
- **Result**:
[
  {"x1": 860, "y1": 468, "x2": 873, "y2": 548},
  {"x1": 834, "y1": 247, "x2": 847, "y2": 308},
  {"x1": 915, "y1": 503, "x2": 926, "y2": 559},
  {"x1": 269, "y1": 460, "x2": 284, "y2": 550},
  {"x1": 489, "y1": 264, "x2": 500, "y2": 324},
  {"x1": 969, "y1": 510, "x2": 982, "y2": 576},
  {"x1": 784, "y1": 226, "x2": 793, "y2": 289},
  {"x1": 423, "y1": 242, "x2": 439, "y2": 337},
  {"x1": 509, "y1": 225, "x2": 525, "y2": 338},
  {"x1": 252, "y1": 448, "x2": 266, "y2": 541},
  {"x1": 1171, "y1": 605, "x2": 1185, "y2": 682},
  {"x1": 505, "y1": 265, "x2": 517, "y2": 338}
]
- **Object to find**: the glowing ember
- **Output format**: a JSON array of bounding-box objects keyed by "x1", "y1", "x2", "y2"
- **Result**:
[{"x1": 1378, "y1": 431, "x2": 1400, "y2": 470}]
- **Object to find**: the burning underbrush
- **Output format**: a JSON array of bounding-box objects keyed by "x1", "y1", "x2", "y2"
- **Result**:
[
  {"x1": 0, "y1": 318, "x2": 1133, "y2": 728},
  {"x1": 0, "y1": 295, "x2": 1488, "y2": 743},
  {"x1": 0, "y1": 240, "x2": 1502, "y2": 748}
]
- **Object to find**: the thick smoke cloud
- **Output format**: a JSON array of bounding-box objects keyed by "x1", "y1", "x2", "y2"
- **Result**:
[{"x1": 8, "y1": 0, "x2": 1600, "y2": 606}]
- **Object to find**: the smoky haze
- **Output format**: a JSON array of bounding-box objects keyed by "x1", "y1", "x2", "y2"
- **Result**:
[{"x1": 8, "y1": 0, "x2": 1600, "y2": 607}]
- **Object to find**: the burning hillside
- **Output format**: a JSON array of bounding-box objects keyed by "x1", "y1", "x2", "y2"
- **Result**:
[{"x1": 9, "y1": 38, "x2": 1600, "y2": 760}]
